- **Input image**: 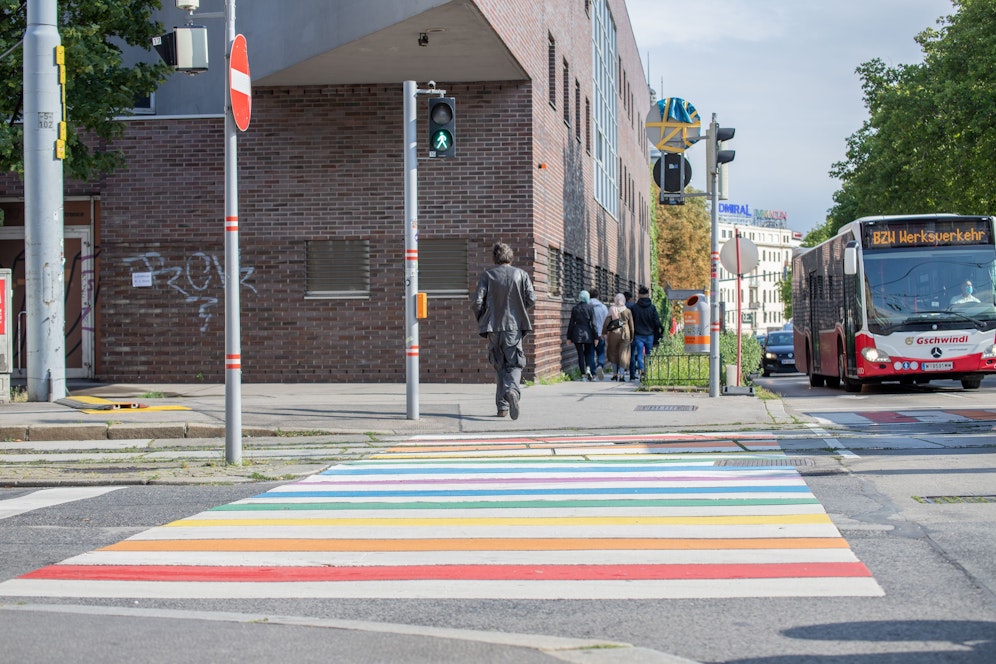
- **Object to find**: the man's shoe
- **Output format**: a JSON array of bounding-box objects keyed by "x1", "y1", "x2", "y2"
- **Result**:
[
  {"x1": 596, "y1": 367, "x2": 605, "y2": 381},
  {"x1": 498, "y1": 410, "x2": 509, "y2": 417},
  {"x1": 506, "y1": 390, "x2": 520, "y2": 420}
]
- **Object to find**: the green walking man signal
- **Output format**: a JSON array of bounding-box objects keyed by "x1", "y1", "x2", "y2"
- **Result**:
[{"x1": 428, "y1": 97, "x2": 456, "y2": 158}]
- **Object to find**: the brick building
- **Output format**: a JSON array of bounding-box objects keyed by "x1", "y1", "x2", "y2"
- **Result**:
[{"x1": 0, "y1": 0, "x2": 651, "y2": 383}]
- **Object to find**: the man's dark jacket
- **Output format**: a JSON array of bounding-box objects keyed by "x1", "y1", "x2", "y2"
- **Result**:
[
  {"x1": 472, "y1": 264, "x2": 536, "y2": 336},
  {"x1": 632, "y1": 297, "x2": 663, "y2": 338}
]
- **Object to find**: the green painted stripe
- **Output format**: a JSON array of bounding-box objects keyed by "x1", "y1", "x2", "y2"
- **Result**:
[{"x1": 212, "y1": 497, "x2": 820, "y2": 511}]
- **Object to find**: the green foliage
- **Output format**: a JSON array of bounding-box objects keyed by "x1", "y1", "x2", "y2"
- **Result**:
[
  {"x1": 779, "y1": 267, "x2": 793, "y2": 321},
  {"x1": 818, "y1": 1, "x2": 994, "y2": 238},
  {"x1": 0, "y1": 0, "x2": 171, "y2": 180}
]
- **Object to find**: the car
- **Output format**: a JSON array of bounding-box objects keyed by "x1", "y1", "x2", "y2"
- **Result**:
[{"x1": 761, "y1": 330, "x2": 796, "y2": 376}]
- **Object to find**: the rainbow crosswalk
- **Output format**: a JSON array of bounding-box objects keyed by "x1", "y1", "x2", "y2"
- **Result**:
[{"x1": 0, "y1": 433, "x2": 883, "y2": 599}]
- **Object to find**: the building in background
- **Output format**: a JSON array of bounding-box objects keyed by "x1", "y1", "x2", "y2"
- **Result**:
[
  {"x1": 0, "y1": 0, "x2": 650, "y2": 383},
  {"x1": 714, "y1": 202, "x2": 801, "y2": 335}
]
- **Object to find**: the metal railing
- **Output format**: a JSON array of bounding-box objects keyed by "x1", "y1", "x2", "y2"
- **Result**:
[{"x1": 642, "y1": 353, "x2": 710, "y2": 387}]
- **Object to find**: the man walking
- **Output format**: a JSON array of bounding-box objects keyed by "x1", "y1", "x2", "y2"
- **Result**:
[
  {"x1": 472, "y1": 242, "x2": 536, "y2": 420},
  {"x1": 631, "y1": 286, "x2": 663, "y2": 381},
  {"x1": 589, "y1": 289, "x2": 609, "y2": 380}
]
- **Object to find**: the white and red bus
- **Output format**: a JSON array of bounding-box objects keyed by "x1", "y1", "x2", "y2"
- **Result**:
[{"x1": 792, "y1": 214, "x2": 996, "y2": 391}]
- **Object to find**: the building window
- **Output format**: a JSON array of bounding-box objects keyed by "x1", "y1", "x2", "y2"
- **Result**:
[
  {"x1": 548, "y1": 34, "x2": 556, "y2": 108},
  {"x1": 563, "y1": 59, "x2": 570, "y2": 126},
  {"x1": 132, "y1": 92, "x2": 155, "y2": 115},
  {"x1": 419, "y1": 238, "x2": 468, "y2": 295},
  {"x1": 585, "y1": 97, "x2": 591, "y2": 153},
  {"x1": 574, "y1": 79, "x2": 581, "y2": 142},
  {"x1": 548, "y1": 246, "x2": 562, "y2": 297},
  {"x1": 591, "y1": 0, "x2": 618, "y2": 218},
  {"x1": 306, "y1": 239, "x2": 370, "y2": 298}
]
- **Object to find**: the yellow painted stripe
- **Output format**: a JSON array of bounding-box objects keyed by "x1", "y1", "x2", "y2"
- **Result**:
[
  {"x1": 166, "y1": 514, "x2": 831, "y2": 528},
  {"x1": 103, "y1": 537, "x2": 851, "y2": 552}
]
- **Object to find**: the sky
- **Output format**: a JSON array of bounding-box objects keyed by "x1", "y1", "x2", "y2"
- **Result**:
[{"x1": 624, "y1": 0, "x2": 956, "y2": 235}]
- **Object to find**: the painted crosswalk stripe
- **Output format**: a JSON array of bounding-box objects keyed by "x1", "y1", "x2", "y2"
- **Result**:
[{"x1": 0, "y1": 434, "x2": 884, "y2": 599}]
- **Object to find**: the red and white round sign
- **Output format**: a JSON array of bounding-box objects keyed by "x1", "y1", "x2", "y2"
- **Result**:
[{"x1": 229, "y1": 34, "x2": 251, "y2": 131}]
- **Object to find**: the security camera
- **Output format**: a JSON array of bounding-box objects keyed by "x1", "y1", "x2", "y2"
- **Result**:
[{"x1": 176, "y1": 1, "x2": 199, "y2": 11}]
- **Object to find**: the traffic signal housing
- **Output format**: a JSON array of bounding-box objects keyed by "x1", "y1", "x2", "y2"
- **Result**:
[
  {"x1": 706, "y1": 126, "x2": 735, "y2": 200},
  {"x1": 427, "y1": 97, "x2": 456, "y2": 158}
]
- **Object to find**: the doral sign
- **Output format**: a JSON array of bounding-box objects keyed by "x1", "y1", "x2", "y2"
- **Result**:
[{"x1": 645, "y1": 98, "x2": 701, "y2": 153}]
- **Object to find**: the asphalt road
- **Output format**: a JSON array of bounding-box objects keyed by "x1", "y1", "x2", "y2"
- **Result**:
[{"x1": 2, "y1": 380, "x2": 995, "y2": 663}]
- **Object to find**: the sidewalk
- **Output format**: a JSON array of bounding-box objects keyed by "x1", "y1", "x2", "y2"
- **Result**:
[{"x1": 0, "y1": 379, "x2": 799, "y2": 486}]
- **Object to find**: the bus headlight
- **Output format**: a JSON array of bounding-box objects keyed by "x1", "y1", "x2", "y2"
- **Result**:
[
  {"x1": 982, "y1": 344, "x2": 996, "y2": 359},
  {"x1": 861, "y1": 347, "x2": 891, "y2": 362}
]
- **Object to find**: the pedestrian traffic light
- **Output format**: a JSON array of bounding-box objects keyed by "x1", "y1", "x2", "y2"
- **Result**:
[
  {"x1": 427, "y1": 97, "x2": 456, "y2": 158},
  {"x1": 706, "y1": 126, "x2": 735, "y2": 200}
]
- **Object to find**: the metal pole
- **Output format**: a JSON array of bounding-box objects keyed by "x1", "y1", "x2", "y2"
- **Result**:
[
  {"x1": 735, "y1": 229, "x2": 742, "y2": 386},
  {"x1": 224, "y1": 0, "x2": 242, "y2": 463},
  {"x1": 708, "y1": 115, "x2": 720, "y2": 397},
  {"x1": 403, "y1": 81, "x2": 419, "y2": 419},
  {"x1": 23, "y1": 0, "x2": 66, "y2": 402}
]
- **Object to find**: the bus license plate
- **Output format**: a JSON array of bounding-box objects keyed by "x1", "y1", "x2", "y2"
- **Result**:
[{"x1": 923, "y1": 361, "x2": 953, "y2": 371}]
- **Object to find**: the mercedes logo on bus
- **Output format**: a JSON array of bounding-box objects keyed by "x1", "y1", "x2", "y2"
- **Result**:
[{"x1": 931, "y1": 347, "x2": 943, "y2": 358}]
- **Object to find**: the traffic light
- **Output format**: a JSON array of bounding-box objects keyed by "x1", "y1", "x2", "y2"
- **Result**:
[
  {"x1": 706, "y1": 126, "x2": 735, "y2": 200},
  {"x1": 427, "y1": 97, "x2": 456, "y2": 158}
]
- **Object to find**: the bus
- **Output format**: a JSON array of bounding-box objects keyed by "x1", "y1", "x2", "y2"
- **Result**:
[{"x1": 792, "y1": 214, "x2": 996, "y2": 392}]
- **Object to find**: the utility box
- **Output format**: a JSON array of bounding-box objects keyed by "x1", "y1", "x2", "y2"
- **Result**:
[
  {"x1": 683, "y1": 294, "x2": 709, "y2": 354},
  {"x1": 152, "y1": 26, "x2": 209, "y2": 74},
  {"x1": 0, "y1": 269, "x2": 11, "y2": 402}
]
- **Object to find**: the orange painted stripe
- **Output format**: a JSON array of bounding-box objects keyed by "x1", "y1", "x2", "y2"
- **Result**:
[
  {"x1": 101, "y1": 537, "x2": 850, "y2": 552},
  {"x1": 683, "y1": 336, "x2": 709, "y2": 344},
  {"x1": 945, "y1": 409, "x2": 996, "y2": 421},
  {"x1": 23, "y1": 562, "x2": 873, "y2": 582},
  {"x1": 381, "y1": 441, "x2": 747, "y2": 453}
]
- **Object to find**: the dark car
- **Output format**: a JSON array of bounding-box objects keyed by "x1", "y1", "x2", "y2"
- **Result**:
[{"x1": 762, "y1": 331, "x2": 796, "y2": 376}]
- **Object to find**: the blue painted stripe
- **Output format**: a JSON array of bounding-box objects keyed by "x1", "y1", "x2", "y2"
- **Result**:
[{"x1": 253, "y1": 485, "x2": 813, "y2": 499}]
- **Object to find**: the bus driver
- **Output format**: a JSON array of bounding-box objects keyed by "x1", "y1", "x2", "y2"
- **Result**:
[{"x1": 950, "y1": 280, "x2": 981, "y2": 305}]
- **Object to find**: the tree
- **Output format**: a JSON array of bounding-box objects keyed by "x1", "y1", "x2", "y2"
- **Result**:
[
  {"x1": 0, "y1": 0, "x2": 171, "y2": 181},
  {"x1": 818, "y1": 0, "x2": 996, "y2": 238},
  {"x1": 653, "y1": 186, "x2": 710, "y2": 291}
]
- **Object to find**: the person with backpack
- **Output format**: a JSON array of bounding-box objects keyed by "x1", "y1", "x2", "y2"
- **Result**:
[
  {"x1": 566, "y1": 290, "x2": 599, "y2": 381},
  {"x1": 630, "y1": 286, "x2": 663, "y2": 381}
]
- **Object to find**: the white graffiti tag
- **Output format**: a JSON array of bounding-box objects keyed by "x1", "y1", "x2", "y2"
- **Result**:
[{"x1": 123, "y1": 251, "x2": 257, "y2": 332}]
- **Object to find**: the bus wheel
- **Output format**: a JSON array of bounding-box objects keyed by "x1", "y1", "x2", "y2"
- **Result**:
[
  {"x1": 807, "y1": 356, "x2": 824, "y2": 387},
  {"x1": 961, "y1": 376, "x2": 983, "y2": 389},
  {"x1": 838, "y1": 351, "x2": 862, "y2": 393}
]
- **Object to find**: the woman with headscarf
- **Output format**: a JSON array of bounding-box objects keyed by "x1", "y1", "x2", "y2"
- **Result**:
[
  {"x1": 566, "y1": 290, "x2": 598, "y2": 380},
  {"x1": 602, "y1": 293, "x2": 634, "y2": 381}
]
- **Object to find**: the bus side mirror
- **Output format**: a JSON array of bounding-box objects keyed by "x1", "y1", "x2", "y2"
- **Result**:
[{"x1": 843, "y1": 243, "x2": 857, "y2": 276}]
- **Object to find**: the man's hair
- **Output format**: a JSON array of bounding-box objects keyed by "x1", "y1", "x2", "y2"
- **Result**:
[
  {"x1": 638, "y1": 286, "x2": 650, "y2": 295},
  {"x1": 589, "y1": 289, "x2": 600, "y2": 300},
  {"x1": 623, "y1": 291, "x2": 633, "y2": 300},
  {"x1": 493, "y1": 242, "x2": 513, "y2": 265}
]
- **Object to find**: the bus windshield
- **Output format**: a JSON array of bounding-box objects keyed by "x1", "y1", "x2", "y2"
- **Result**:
[{"x1": 863, "y1": 245, "x2": 996, "y2": 333}]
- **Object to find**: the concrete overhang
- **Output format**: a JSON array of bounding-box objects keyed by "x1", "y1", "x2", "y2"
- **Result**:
[{"x1": 241, "y1": 0, "x2": 528, "y2": 86}]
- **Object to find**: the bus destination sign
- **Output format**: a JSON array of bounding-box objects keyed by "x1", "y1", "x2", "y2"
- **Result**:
[{"x1": 864, "y1": 219, "x2": 992, "y2": 249}]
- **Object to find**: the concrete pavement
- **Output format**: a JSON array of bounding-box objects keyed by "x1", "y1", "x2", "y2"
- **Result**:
[{"x1": 0, "y1": 379, "x2": 798, "y2": 485}]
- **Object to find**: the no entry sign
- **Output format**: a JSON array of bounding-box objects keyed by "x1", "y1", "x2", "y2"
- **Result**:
[{"x1": 229, "y1": 34, "x2": 251, "y2": 131}]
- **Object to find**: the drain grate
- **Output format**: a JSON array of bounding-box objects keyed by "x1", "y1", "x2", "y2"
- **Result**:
[
  {"x1": 914, "y1": 495, "x2": 996, "y2": 504},
  {"x1": 715, "y1": 458, "x2": 815, "y2": 467},
  {"x1": 635, "y1": 405, "x2": 698, "y2": 412}
]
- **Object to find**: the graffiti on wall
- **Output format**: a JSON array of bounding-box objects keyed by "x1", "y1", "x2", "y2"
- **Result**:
[{"x1": 123, "y1": 251, "x2": 257, "y2": 332}]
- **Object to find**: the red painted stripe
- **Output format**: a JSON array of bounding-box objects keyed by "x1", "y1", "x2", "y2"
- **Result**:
[
  {"x1": 22, "y1": 562, "x2": 872, "y2": 583},
  {"x1": 862, "y1": 411, "x2": 917, "y2": 424},
  {"x1": 225, "y1": 216, "x2": 238, "y2": 231}
]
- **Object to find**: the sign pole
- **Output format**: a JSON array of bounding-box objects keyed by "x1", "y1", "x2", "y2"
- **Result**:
[
  {"x1": 709, "y1": 114, "x2": 721, "y2": 397},
  {"x1": 403, "y1": 81, "x2": 419, "y2": 419},
  {"x1": 224, "y1": 0, "x2": 242, "y2": 463}
]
